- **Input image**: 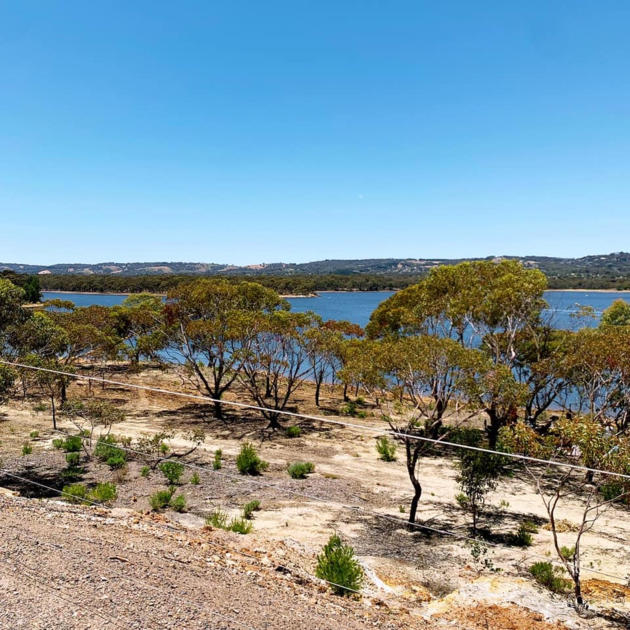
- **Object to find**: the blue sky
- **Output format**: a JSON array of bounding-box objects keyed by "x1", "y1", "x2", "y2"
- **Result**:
[{"x1": 1, "y1": 1, "x2": 629, "y2": 265}]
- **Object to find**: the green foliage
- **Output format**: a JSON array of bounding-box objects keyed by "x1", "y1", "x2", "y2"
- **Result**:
[
  {"x1": 236, "y1": 443, "x2": 268, "y2": 475},
  {"x1": 520, "y1": 520, "x2": 539, "y2": 534},
  {"x1": 529, "y1": 562, "x2": 571, "y2": 594},
  {"x1": 140, "y1": 466, "x2": 150, "y2": 478},
  {"x1": 65, "y1": 452, "x2": 81, "y2": 467},
  {"x1": 190, "y1": 471, "x2": 200, "y2": 485},
  {"x1": 315, "y1": 534, "x2": 364, "y2": 596},
  {"x1": 21, "y1": 442, "x2": 33, "y2": 456},
  {"x1": 600, "y1": 298, "x2": 630, "y2": 328},
  {"x1": 89, "y1": 482, "x2": 117, "y2": 503},
  {"x1": 62, "y1": 483, "x2": 89, "y2": 504},
  {"x1": 206, "y1": 509, "x2": 229, "y2": 529},
  {"x1": 158, "y1": 461, "x2": 185, "y2": 484},
  {"x1": 62, "y1": 435, "x2": 83, "y2": 452},
  {"x1": 94, "y1": 435, "x2": 125, "y2": 463},
  {"x1": 29, "y1": 430, "x2": 39, "y2": 439},
  {"x1": 229, "y1": 517, "x2": 253, "y2": 534},
  {"x1": 52, "y1": 438, "x2": 64, "y2": 449},
  {"x1": 286, "y1": 425, "x2": 301, "y2": 438},
  {"x1": 375, "y1": 436, "x2": 397, "y2": 462},
  {"x1": 171, "y1": 494, "x2": 187, "y2": 512},
  {"x1": 510, "y1": 524, "x2": 533, "y2": 547},
  {"x1": 106, "y1": 454, "x2": 127, "y2": 469},
  {"x1": 213, "y1": 449, "x2": 223, "y2": 470},
  {"x1": 600, "y1": 482, "x2": 626, "y2": 502},
  {"x1": 149, "y1": 488, "x2": 175, "y2": 511},
  {"x1": 560, "y1": 545, "x2": 575, "y2": 561},
  {"x1": 242, "y1": 500, "x2": 261, "y2": 519},
  {"x1": 287, "y1": 461, "x2": 315, "y2": 479},
  {"x1": 339, "y1": 401, "x2": 367, "y2": 418},
  {"x1": 205, "y1": 509, "x2": 253, "y2": 534}
]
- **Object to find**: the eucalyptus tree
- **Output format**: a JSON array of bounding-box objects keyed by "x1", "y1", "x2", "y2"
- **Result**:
[
  {"x1": 304, "y1": 319, "x2": 364, "y2": 407},
  {"x1": 239, "y1": 310, "x2": 319, "y2": 429},
  {"x1": 600, "y1": 298, "x2": 630, "y2": 328},
  {"x1": 165, "y1": 278, "x2": 288, "y2": 419},
  {"x1": 0, "y1": 278, "x2": 27, "y2": 354},
  {"x1": 112, "y1": 293, "x2": 167, "y2": 367},
  {"x1": 367, "y1": 260, "x2": 549, "y2": 447},
  {"x1": 503, "y1": 418, "x2": 630, "y2": 607},
  {"x1": 341, "y1": 335, "x2": 482, "y2": 524}
]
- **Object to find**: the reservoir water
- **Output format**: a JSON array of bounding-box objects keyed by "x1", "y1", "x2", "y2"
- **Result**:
[{"x1": 42, "y1": 290, "x2": 629, "y2": 329}]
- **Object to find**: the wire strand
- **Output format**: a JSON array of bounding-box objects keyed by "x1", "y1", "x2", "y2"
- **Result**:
[{"x1": 2, "y1": 359, "x2": 629, "y2": 481}]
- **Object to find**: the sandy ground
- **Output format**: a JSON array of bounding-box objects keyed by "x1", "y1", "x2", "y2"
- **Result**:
[{"x1": 1, "y1": 366, "x2": 629, "y2": 629}]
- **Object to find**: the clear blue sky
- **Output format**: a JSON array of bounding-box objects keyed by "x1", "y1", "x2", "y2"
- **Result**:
[{"x1": 1, "y1": 1, "x2": 630, "y2": 265}]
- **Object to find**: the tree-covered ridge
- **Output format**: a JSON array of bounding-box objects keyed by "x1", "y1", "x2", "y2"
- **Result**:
[{"x1": 6, "y1": 251, "x2": 630, "y2": 292}]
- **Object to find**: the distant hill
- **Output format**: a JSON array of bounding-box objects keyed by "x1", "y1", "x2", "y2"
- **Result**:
[{"x1": 3, "y1": 253, "x2": 630, "y2": 290}]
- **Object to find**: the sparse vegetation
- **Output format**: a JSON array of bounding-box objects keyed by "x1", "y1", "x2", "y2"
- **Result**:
[
  {"x1": 213, "y1": 449, "x2": 223, "y2": 470},
  {"x1": 375, "y1": 436, "x2": 396, "y2": 462},
  {"x1": 89, "y1": 482, "x2": 117, "y2": 504},
  {"x1": 529, "y1": 562, "x2": 571, "y2": 594},
  {"x1": 190, "y1": 471, "x2": 200, "y2": 485},
  {"x1": 236, "y1": 443, "x2": 268, "y2": 475},
  {"x1": 150, "y1": 488, "x2": 175, "y2": 511},
  {"x1": 242, "y1": 500, "x2": 261, "y2": 519},
  {"x1": 159, "y1": 461, "x2": 185, "y2": 485},
  {"x1": 315, "y1": 534, "x2": 364, "y2": 596},
  {"x1": 287, "y1": 461, "x2": 315, "y2": 479},
  {"x1": 286, "y1": 425, "x2": 301, "y2": 438},
  {"x1": 21, "y1": 442, "x2": 32, "y2": 456}
]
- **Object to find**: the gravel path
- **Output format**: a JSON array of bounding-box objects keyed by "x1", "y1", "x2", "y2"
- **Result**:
[{"x1": 0, "y1": 495, "x2": 427, "y2": 630}]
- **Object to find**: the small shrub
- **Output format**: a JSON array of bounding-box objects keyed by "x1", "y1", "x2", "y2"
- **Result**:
[
  {"x1": 52, "y1": 438, "x2": 64, "y2": 449},
  {"x1": 510, "y1": 524, "x2": 533, "y2": 547},
  {"x1": 29, "y1": 430, "x2": 39, "y2": 439},
  {"x1": 159, "y1": 461, "x2": 185, "y2": 484},
  {"x1": 236, "y1": 443, "x2": 268, "y2": 475},
  {"x1": 33, "y1": 402, "x2": 47, "y2": 413},
  {"x1": 229, "y1": 517, "x2": 252, "y2": 534},
  {"x1": 213, "y1": 449, "x2": 223, "y2": 470},
  {"x1": 62, "y1": 483, "x2": 89, "y2": 504},
  {"x1": 106, "y1": 454, "x2": 127, "y2": 469},
  {"x1": 21, "y1": 443, "x2": 33, "y2": 456},
  {"x1": 206, "y1": 509, "x2": 229, "y2": 529},
  {"x1": 140, "y1": 466, "x2": 150, "y2": 478},
  {"x1": 339, "y1": 402, "x2": 358, "y2": 417},
  {"x1": 356, "y1": 410, "x2": 367, "y2": 419},
  {"x1": 315, "y1": 534, "x2": 364, "y2": 596},
  {"x1": 560, "y1": 545, "x2": 575, "y2": 561},
  {"x1": 94, "y1": 435, "x2": 126, "y2": 466},
  {"x1": 63, "y1": 436, "x2": 83, "y2": 453},
  {"x1": 190, "y1": 471, "x2": 200, "y2": 485},
  {"x1": 242, "y1": 500, "x2": 261, "y2": 519},
  {"x1": 529, "y1": 562, "x2": 571, "y2": 594},
  {"x1": 65, "y1": 452, "x2": 81, "y2": 467},
  {"x1": 150, "y1": 488, "x2": 174, "y2": 511},
  {"x1": 89, "y1": 482, "x2": 117, "y2": 504},
  {"x1": 600, "y1": 482, "x2": 625, "y2": 502},
  {"x1": 287, "y1": 461, "x2": 315, "y2": 479},
  {"x1": 286, "y1": 425, "x2": 301, "y2": 438},
  {"x1": 171, "y1": 494, "x2": 187, "y2": 512},
  {"x1": 375, "y1": 436, "x2": 397, "y2": 462},
  {"x1": 521, "y1": 520, "x2": 539, "y2": 534}
]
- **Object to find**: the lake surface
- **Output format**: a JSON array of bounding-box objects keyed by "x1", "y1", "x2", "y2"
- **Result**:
[{"x1": 42, "y1": 290, "x2": 629, "y2": 329}]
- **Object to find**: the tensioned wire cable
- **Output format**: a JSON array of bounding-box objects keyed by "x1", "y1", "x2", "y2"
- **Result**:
[
  {"x1": 18, "y1": 425, "x2": 628, "y2": 585},
  {"x1": 2, "y1": 359, "x2": 630, "y2": 481}
]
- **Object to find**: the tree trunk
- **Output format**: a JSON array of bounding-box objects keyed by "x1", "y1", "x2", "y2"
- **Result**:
[
  {"x1": 213, "y1": 399, "x2": 223, "y2": 420},
  {"x1": 343, "y1": 384, "x2": 349, "y2": 402},
  {"x1": 51, "y1": 395, "x2": 56, "y2": 430},
  {"x1": 485, "y1": 409, "x2": 501, "y2": 450},
  {"x1": 60, "y1": 380, "x2": 67, "y2": 405},
  {"x1": 315, "y1": 378, "x2": 322, "y2": 407},
  {"x1": 267, "y1": 413, "x2": 282, "y2": 430}
]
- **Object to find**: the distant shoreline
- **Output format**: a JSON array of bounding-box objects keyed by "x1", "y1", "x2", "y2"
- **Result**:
[{"x1": 545, "y1": 288, "x2": 630, "y2": 294}]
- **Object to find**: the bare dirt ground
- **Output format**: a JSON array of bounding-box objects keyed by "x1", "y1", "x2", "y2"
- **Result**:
[{"x1": 1, "y1": 365, "x2": 629, "y2": 629}]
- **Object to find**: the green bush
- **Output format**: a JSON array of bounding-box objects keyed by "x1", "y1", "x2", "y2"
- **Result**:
[
  {"x1": 171, "y1": 494, "x2": 187, "y2": 512},
  {"x1": 140, "y1": 465, "x2": 150, "y2": 478},
  {"x1": 52, "y1": 438, "x2": 64, "y2": 449},
  {"x1": 228, "y1": 517, "x2": 252, "y2": 535},
  {"x1": 106, "y1": 454, "x2": 127, "y2": 469},
  {"x1": 63, "y1": 435, "x2": 83, "y2": 453},
  {"x1": 65, "y1": 452, "x2": 81, "y2": 467},
  {"x1": 287, "y1": 461, "x2": 315, "y2": 479},
  {"x1": 529, "y1": 562, "x2": 571, "y2": 594},
  {"x1": 521, "y1": 520, "x2": 539, "y2": 534},
  {"x1": 242, "y1": 500, "x2": 261, "y2": 519},
  {"x1": 29, "y1": 430, "x2": 39, "y2": 439},
  {"x1": 89, "y1": 482, "x2": 117, "y2": 504},
  {"x1": 94, "y1": 435, "x2": 127, "y2": 462},
  {"x1": 206, "y1": 509, "x2": 229, "y2": 529},
  {"x1": 600, "y1": 482, "x2": 625, "y2": 502},
  {"x1": 21, "y1": 443, "x2": 33, "y2": 456},
  {"x1": 150, "y1": 488, "x2": 174, "y2": 511},
  {"x1": 315, "y1": 534, "x2": 364, "y2": 596},
  {"x1": 510, "y1": 524, "x2": 533, "y2": 547},
  {"x1": 236, "y1": 443, "x2": 268, "y2": 475},
  {"x1": 375, "y1": 436, "x2": 397, "y2": 462},
  {"x1": 159, "y1": 461, "x2": 185, "y2": 484},
  {"x1": 286, "y1": 425, "x2": 301, "y2": 438},
  {"x1": 62, "y1": 483, "x2": 89, "y2": 504},
  {"x1": 190, "y1": 471, "x2": 200, "y2": 485},
  {"x1": 213, "y1": 449, "x2": 223, "y2": 470}
]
